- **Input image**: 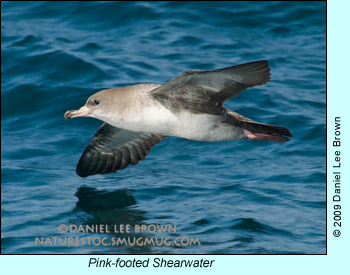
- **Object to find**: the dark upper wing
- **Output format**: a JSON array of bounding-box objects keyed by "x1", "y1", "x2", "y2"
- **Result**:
[
  {"x1": 151, "y1": 60, "x2": 270, "y2": 115},
  {"x1": 76, "y1": 123, "x2": 165, "y2": 177}
]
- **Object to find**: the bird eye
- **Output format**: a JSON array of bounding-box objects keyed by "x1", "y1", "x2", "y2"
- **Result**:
[{"x1": 93, "y1": 99, "x2": 100, "y2": 105}]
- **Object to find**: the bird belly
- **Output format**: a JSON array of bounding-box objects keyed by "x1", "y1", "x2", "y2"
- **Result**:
[
  {"x1": 172, "y1": 113, "x2": 245, "y2": 142},
  {"x1": 101, "y1": 105, "x2": 245, "y2": 142}
]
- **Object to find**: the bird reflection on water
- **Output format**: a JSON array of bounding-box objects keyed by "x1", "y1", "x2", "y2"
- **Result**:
[{"x1": 73, "y1": 186, "x2": 155, "y2": 253}]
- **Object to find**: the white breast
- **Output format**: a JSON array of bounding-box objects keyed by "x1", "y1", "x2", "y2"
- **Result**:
[{"x1": 102, "y1": 92, "x2": 179, "y2": 135}]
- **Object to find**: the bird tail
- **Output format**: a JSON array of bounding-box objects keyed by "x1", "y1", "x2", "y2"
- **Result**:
[{"x1": 223, "y1": 109, "x2": 293, "y2": 142}]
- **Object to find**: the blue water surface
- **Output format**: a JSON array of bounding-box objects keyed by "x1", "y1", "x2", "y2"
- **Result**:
[{"x1": 1, "y1": 1, "x2": 326, "y2": 254}]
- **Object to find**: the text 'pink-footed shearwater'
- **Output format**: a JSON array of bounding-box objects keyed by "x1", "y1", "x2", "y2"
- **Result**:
[{"x1": 64, "y1": 60, "x2": 292, "y2": 177}]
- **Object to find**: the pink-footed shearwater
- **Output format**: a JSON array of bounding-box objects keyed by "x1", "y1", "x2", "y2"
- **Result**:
[{"x1": 64, "y1": 60, "x2": 292, "y2": 177}]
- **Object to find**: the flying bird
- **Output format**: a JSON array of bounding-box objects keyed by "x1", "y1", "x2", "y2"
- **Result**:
[{"x1": 64, "y1": 60, "x2": 292, "y2": 177}]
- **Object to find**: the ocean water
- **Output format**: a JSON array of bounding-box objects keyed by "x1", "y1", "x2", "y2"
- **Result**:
[{"x1": 1, "y1": 1, "x2": 326, "y2": 254}]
